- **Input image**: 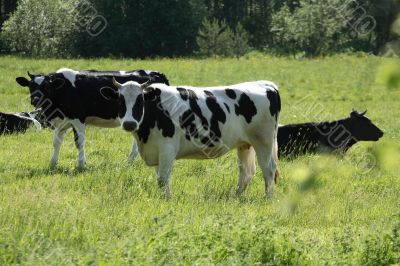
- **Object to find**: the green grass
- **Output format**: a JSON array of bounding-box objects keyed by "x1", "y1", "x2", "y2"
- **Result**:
[{"x1": 0, "y1": 54, "x2": 399, "y2": 265}]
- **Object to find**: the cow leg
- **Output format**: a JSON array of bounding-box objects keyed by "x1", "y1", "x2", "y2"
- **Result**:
[
  {"x1": 236, "y1": 145, "x2": 256, "y2": 196},
  {"x1": 50, "y1": 128, "x2": 68, "y2": 168},
  {"x1": 254, "y1": 141, "x2": 277, "y2": 198},
  {"x1": 71, "y1": 121, "x2": 86, "y2": 169},
  {"x1": 157, "y1": 145, "x2": 176, "y2": 198},
  {"x1": 127, "y1": 140, "x2": 139, "y2": 163}
]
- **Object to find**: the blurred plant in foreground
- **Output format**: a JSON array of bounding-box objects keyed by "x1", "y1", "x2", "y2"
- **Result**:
[{"x1": 376, "y1": 60, "x2": 400, "y2": 90}]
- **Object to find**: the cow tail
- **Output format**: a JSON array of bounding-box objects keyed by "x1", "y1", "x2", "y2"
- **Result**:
[{"x1": 273, "y1": 88, "x2": 281, "y2": 183}]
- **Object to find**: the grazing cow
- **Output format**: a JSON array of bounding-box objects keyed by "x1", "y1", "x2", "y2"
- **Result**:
[
  {"x1": 107, "y1": 78, "x2": 281, "y2": 197},
  {"x1": 0, "y1": 110, "x2": 42, "y2": 135},
  {"x1": 16, "y1": 69, "x2": 169, "y2": 168},
  {"x1": 277, "y1": 110, "x2": 384, "y2": 159}
]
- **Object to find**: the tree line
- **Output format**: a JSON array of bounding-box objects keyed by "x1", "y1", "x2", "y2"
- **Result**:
[{"x1": 0, "y1": 0, "x2": 399, "y2": 57}]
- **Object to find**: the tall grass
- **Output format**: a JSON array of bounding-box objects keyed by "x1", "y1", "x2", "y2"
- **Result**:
[{"x1": 0, "y1": 55, "x2": 399, "y2": 265}]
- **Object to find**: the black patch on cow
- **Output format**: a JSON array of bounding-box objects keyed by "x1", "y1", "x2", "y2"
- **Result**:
[
  {"x1": 234, "y1": 93, "x2": 257, "y2": 123},
  {"x1": 178, "y1": 88, "x2": 209, "y2": 143},
  {"x1": 178, "y1": 89, "x2": 229, "y2": 147},
  {"x1": 72, "y1": 128, "x2": 80, "y2": 148},
  {"x1": 118, "y1": 95, "x2": 127, "y2": 118},
  {"x1": 225, "y1": 89, "x2": 236, "y2": 99},
  {"x1": 143, "y1": 87, "x2": 161, "y2": 102},
  {"x1": 180, "y1": 110, "x2": 198, "y2": 141},
  {"x1": 204, "y1": 90, "x2": 214, "y2": 97},
  {"x1": 201, "y1": 136, "x2": 214, "y2": 147},
  {"x1": 266, "y1": 89, "x2": 281, "y2": 121},
  {"x1": 205, "y1": 93, "x2": 226, "y2": 142},
  {"x1": 224, "y1": 103, "x2": 230, "y2": 113},
  {"x1": 187, "y1": 89, "x2": 209, "y2": 130},
  {"x1": 177, "y1": 87, "x2": 188, "y2": 101},
  {"x1": 137, "y1": 88, "x2": 175, "y2": 143},
  {"x1": 132, "y1": 95, "x2": 144, "y2": 121}
]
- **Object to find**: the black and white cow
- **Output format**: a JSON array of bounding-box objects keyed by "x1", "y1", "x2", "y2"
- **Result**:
[
  {"x1": 107, "y1": 79, "x2": 281, "y2": 197},
  {"x1": 0, "y1": 110, "x2": 42, "y2": 135},
  {"x1": 277, "y1": 110, "x2": 384, "y2": 159},
  {"x1": 16, "y1": 68, "x2": 169, "y2": 168}
]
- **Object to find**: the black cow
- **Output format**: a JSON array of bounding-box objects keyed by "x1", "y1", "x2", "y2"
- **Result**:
[
  {"x1": 0, "y1": 110, "x2": 43, "y2": 135},
  {"x1": 277, "y1": 109, "x2": 384, "y2": 159},
  {"x1": 16, "y1": 68, "x2": 169, "y2": 169}
]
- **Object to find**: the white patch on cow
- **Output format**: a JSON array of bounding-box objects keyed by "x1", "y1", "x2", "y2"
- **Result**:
[
  {"x1": 48, "y1": 117, "x2": 69, "y2": 129},
  {"x1": 70, "y1": 119, "x2": 86, "y2": 169},
  {"x1": 119, "y1": 71, "x2": 126, "y2": 75},
  {"x1": 56, "y1": 68, "x2": 79, "y2": 87},
  {"x1": 119, "y1": 81, "x2": 144, "y2": 125},
  {"x1": 85, "y1": 117, "x2": 120, "y2": 128},
  {"x1": 34, "y1": 76, "x2": 45, "y2": 85},
  {"x1": 13, "y1": 113, "x2": 42, "y2": 131}
]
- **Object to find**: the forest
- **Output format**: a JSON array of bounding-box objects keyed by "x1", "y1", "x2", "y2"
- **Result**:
[{"x1": 0, "y1": 0, "x2": 399, "y2": 58}]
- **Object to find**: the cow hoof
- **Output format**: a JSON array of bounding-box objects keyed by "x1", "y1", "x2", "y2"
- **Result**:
[
  {"x1": 274, "y1": 169, "x2": 282, "y2": 184},
  {"x1": 236, "y1": 189, "x2": 244, "y2": 197},
  {"x1": 265, "y1": 190, "x2": 274, "y2": 199},
  {"x1": 126, "y1": 157, "x2": 135, "y2": 165},
  {"x1": 77, "y1": 162, "x2": 86, "y2": 171},
  {"x1": 49, "y1": 160, "x2": 58, "y2": 169},
  {"x1": 164, "y1": 191, "x2": 172, "y2": 200}
]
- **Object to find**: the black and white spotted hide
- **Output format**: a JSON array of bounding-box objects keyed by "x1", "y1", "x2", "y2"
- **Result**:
[
  {"x1": 114, "y1": 79, "x2": 281, "y2": 198},
  {"x1": 15, "y1": 68, "x2": 170, "y2": 169}
]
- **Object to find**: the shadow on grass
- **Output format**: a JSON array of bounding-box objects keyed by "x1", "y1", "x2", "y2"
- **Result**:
[{"x1": 14, "y1": 165, "x2": 92, "y2": 180}]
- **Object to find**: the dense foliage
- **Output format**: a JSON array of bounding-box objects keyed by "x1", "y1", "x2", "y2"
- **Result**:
[
  {"x1": 196, "y1": 19, "x2": 250, "y2": 57},
  {"x1": 2, "y1": 0, "x2": 80, "y2": 57},
  {"x1": 0, "y1": 0, "x2": 399, "y2": 57}
]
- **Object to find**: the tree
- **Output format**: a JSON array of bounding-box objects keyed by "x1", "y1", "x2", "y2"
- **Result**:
[
  {"x1": 196, "y1": 18, "x2": 234, "y2": 57},
  {"x1": 271, "y1": 0, "x2": 351, "y2": 56},
  {"x1": 231, "y1": 23, "x2": 250, "y2": 58},
  {"x1": 2, "y1": 0, "x2": 80, "y2": 57}
]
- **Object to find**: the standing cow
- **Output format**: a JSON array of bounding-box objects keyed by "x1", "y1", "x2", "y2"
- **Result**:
[
  {"x1": 16, "y1": 69, "x2": 169, "y2": 169},
  {"x1": 106, "y1": 78, "x2": 281, "y2": 197}
]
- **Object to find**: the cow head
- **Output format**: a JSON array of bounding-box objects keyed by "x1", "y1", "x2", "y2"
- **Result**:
[
  {"x1": 16, "y1": 72, "x2": 65, "y2": 108},
  {"x1": 348, "y1": 109, "x2": 384, "y2": 141},
  {"x1": 110, "y1": 78, "x2": 153, "y2": 132}
]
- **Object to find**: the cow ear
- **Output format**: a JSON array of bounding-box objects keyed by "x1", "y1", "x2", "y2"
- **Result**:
[
  {"x1": 16, "y1": 77, "x2": 30, "y2": 87},
  {"x1": 51, "y1": 78, "x2": 65, "y2": 90},
  {"x1": 143, "y1": 87, "x2": 158, "y2": 101},
  {"x1": 100, "y1": 86, "x2": 119, "y2": 100}
]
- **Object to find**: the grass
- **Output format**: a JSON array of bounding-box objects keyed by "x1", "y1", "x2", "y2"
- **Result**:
[{"x1": 0, "y1": 54, "x2": 399, "y2": 265}]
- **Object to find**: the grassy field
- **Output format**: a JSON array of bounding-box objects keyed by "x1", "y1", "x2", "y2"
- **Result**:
[{"x1": 0, "y1": 54, "x2": 399, "y2": 265}]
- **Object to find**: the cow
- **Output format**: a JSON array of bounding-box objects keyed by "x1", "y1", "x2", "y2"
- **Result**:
[
  {"x1": 277, "y1": 109, "x2": 384, "y2": 159},
  {"x1": 15, "y1": 69, "x2": 170, "y2": 169},
  {"x1": 0, "y1": 109, "x2": 42, "y2": 135},
  {"x1": 106, "y1": 78, "x2": 281, "y2": 198}
]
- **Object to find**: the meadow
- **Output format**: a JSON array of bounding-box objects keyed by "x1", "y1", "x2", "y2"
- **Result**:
[{"x1": 0, "y1": 54, "x2": 399, "y2": 265}]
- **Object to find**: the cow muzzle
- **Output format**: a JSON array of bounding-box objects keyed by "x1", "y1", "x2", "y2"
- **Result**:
[{"x1": 122, "y1": 121, "x2": 138, "y2": 132}]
